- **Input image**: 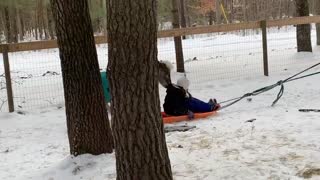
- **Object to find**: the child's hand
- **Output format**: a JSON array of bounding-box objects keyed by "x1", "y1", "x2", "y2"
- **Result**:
[{"x1": 188, "y1": 110, "x2": 194, "y2": 120}]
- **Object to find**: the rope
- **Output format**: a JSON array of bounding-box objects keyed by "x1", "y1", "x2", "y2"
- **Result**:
[
  {"x1": 219, "y1": 62, "x2": 320, "y2": 110},
  {"x1": 286, "y1": 71, "x2": 320, "y2": 82}
]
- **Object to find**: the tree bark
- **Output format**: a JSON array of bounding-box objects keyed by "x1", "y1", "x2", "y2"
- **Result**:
[
  {"x1": 315, "y1": 0, "x2": 320, "y2": 45},
  {"x1": 107, "y1": 0, "x2": 173, "y2": 179},
  {"x1": 50, "y1": 0, "x2": 113, "y2": 156},
  {"x1": 295, "y1": 0, "x2": 312, "y2": 52}
]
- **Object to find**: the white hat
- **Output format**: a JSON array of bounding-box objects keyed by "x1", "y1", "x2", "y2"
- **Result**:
[{"x1": 177, "y1": 76, "x2": 190, "y2": 90}]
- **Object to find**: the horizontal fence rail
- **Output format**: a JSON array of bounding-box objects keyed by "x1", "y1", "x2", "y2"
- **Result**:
[{"x1": 1, "y1": 16, "x2": 320, "y2": 53}]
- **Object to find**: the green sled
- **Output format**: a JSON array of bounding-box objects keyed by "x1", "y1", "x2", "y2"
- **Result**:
[{"x1": 100, "y1": 71, "x2": 111, "y2": 103}]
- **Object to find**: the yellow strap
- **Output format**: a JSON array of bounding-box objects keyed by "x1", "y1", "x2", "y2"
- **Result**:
[{"x1": 220, "y1": 3, "x2": 229, "y2": 23}]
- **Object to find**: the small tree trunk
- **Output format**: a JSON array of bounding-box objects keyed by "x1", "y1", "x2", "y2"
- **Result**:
[
  {"x1": 215, "y1": 0, "x2": 222, "y2": 24},
  {"x1": 171, "y1": 0, "x2": 185, "y2": 72},
  {"x1": 252, "y1": 0, "x2": 259, "y2": 20},
  {"x1": 286, "y1": 0, "x2": 290, "y2": 17},
  {"x1": 107, "y1": 0, "x2": 173, "y2": 178},
  {"x1": 35, "y1": 28, "x2": 39, "y2": 40},
  {"x1": 185, "y1": 3, "x2": 191, "y2": 27},
  {"x1": 278, "y1": 0, "x2": 282, "y2": 19},
  {"x1": 180, "y1": 0, "x2": 187, "y2": 39},
  {"x1": 97, "y1": 18, "x2": 102, "y2": 33},
  {"x1": 3, "y1": 6, "x2": 12, "y2": 43},
  {"x1": 11, "y1": 7, "x2": 19, "y2": 43},
  {"x1": 34, "y1": 11, "x2": 39, "y2": 40},
  {"x1": 0, "y1": 11, "x2": 3, "y2": 39},
  {"x1": 315, "y1": 0, "x2": 320, "y2": 45},
  {"x1": 317, "y1": 25, "x2": 320, "y2": 46},
  {"x1": 37, "y1": 0, "x2": 48, "y2": 40},
  {"x1": 17, "y1": 9, "x2": 24, "y2": 41},
  {"x1": 50, "y1": 0, "x2": 114, "y2": 156},
  {"x1": 290, "y1": 0, "x2": 297, "y2": 17},
  {"x1": 296, "y1": 0, "x2": 312, "y2": 52},
  {"x1": 309, "y1": 0, "x2": 315, "y2": 14},
  {"x1": 47, "y1": 5, "x2": 55, "y2": 39},
  {"x1": 42, "y1": 2, "x2": 50, "y2": 40},
  {"x1": 243, "y1": 0, "x2": 248, "y2": 22},
  {"x1": 208, "y1": 11, "x2": 214, "y2": 25},
  {"x1": 102, "y1": 16, "x2": 107, "y2": 36},
  {"x1": 230, "y1": 0, "x2": 234, "y2": 23}
]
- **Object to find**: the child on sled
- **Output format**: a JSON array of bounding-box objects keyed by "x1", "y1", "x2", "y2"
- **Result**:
[{"x1": 158, "y1": 61, "x2": 220, "y2": 119}]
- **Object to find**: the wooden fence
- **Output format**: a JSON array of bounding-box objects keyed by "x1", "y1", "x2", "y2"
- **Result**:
[{"x1": 1, "y1": 16, "x2": 320, "y2": 112}]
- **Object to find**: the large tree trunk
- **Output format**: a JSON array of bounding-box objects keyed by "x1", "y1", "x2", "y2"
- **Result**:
[
  {"x1": 315, "y1": 0, "x2": 320, "y2": 45},
  {"x1": 296, "y1": 0, "x2": 312, "y2": 52},
  {"x1": 50, "y1": 0, "x2": 113, "y2": 156},
  {"x1": 107, "y1": 0, "x2": 173, "y2": 179}
]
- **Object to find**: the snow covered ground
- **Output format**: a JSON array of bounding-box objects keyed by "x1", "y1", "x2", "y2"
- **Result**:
[
  {"x1": 1, "y1": 65, "x2": 320, "y2": 180},
  {"x1": 1, "y1": 27, "x2": 320, "y2": 179}
]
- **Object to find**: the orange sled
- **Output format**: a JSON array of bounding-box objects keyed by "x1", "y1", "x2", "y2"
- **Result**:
[{"x1": 161, "y1": 111, "x2": 217, "y2": 124}]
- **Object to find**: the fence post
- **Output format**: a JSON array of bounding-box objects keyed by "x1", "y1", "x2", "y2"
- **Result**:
[
  {"x1": 260, "y1": 20, "x2": 269, "y2": 76},
  {"x1": 2, "y1": 45, "x2": 14, "y2": 112},
  {"x1": 171, "y1": 0, "x2": 185, "y2": 73}
]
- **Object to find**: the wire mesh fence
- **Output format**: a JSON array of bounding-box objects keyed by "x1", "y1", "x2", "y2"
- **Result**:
[
  {"x1": 176, "y1": 29, "x2": 264, "y2": 86},
  {"x1": 4, "y1": 50, "x2": 63, "y2": 111},
  {"x1": 1, "y1": 22, "x2": 320, "y2": 112},
  {"x1": 0, "y1": 60, "x2": 6, "y2": 111},
  {"x1": 268, "y1": 25, "x2": 320, "y2": 73}
]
